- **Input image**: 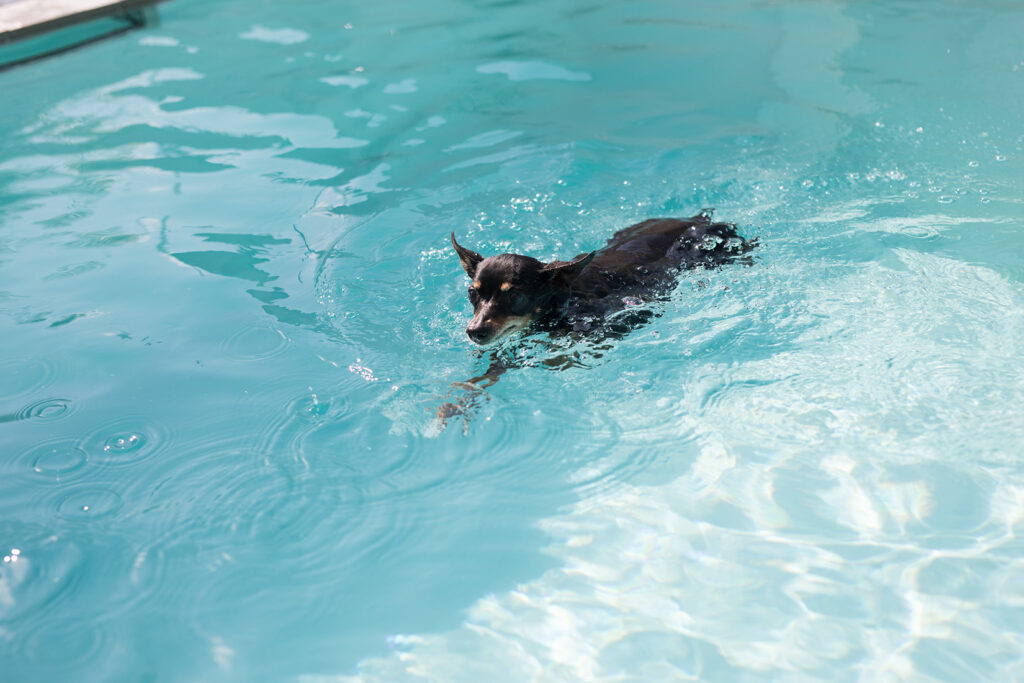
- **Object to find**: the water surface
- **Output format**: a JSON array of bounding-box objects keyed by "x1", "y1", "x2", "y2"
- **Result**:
[{"x1": 1, "y1": 0, "x2": 1023, "y2": 680}]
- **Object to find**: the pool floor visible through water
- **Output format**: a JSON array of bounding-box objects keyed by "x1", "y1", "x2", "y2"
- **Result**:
[{"x1": 1, "y1": 0, "x2": 1023, "y2": 680}]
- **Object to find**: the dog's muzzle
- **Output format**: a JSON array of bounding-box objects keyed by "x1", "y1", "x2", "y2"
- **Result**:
[
  {"x1": 466, "y1": 315, "x2": 530, "y2": 345},
  {"x1": 466, "y1": 323, "x2": 493, "y2": 345}
]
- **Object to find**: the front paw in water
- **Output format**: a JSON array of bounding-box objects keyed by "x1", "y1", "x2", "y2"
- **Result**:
[
  {"x1": 435, "y1": 383, "x2": 487, "y2": 431},
  {"x1": 435, "y1": 401, "x2": 472, "y2": 433},
  {"x1": 437, "y1": 400, "x2": 466, "y2": 421}
]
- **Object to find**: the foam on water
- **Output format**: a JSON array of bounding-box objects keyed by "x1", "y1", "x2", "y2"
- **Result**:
[{"x1": 1, "y1": 0, "x2": 1023, "y2": 680}]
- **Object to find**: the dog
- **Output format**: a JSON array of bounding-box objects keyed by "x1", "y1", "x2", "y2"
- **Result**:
[{"x1": 440, "y1": 210, "x2": 755, "y2": 424}]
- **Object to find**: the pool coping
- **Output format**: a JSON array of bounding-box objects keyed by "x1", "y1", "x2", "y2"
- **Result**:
[{"x1": 0, "y1": 0, "x2": 168, "y2": 45}]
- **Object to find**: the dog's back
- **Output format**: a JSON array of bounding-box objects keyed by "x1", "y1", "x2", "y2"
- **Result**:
[{"x1": 560, "y1": 210, "x2": 754, "y2": 327}]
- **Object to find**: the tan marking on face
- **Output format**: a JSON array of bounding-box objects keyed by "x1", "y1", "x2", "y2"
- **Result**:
[
  {"x1": 492, "y1": 314, "x2": 531, "y2": 339},
  {"x1": 466, "y1": 312, "x2": 533, "y2": 345},
  {"x1": 472, "y1": 280, "x2": 481, "y2": 289},
  {"x1": 500, "y1": 282, "x2": 512, "y2": 292}
]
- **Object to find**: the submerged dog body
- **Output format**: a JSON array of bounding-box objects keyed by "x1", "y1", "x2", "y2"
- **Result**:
[{"x1": 452, "y1": 210, "x2": 754, "y2": 344}]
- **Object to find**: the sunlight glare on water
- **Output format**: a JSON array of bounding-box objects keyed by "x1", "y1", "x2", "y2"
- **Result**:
[{"x1": 1, "y1": 0, "x2": 1023, "y2": 680}]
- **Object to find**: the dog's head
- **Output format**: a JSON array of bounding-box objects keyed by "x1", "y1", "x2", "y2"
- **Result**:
[{"x1": 451, "y1": 233, "x2": 594, "y2": 345}]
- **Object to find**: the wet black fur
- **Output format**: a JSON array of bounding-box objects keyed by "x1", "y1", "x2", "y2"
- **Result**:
[
  {"x1": 452, "y1": 210, "x2": 755, "y2": 344},
  {"x1": 440, "y1": 210, "x2": 756, "y2": 427}
]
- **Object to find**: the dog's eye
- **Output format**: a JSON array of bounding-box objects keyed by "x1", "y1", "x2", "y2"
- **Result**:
[
  {"x1": 507, "y1": 291, "x2": 529, "y2": 314},
  {"x1": 468, "y1": 287, "x2": 480, "y2": 304}
]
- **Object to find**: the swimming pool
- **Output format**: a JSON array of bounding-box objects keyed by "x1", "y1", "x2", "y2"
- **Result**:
[{"x1": 2, "y1": 0, "x2": 1022, "y2": 679}]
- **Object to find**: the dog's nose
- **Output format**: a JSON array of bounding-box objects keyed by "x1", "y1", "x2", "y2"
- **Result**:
[{"x1": 466, "y1": 326, "x2": 491, "y2": 344}]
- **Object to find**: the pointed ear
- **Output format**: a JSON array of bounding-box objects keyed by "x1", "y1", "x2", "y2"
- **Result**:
[
  {"x1": 451, "y1": 232, "x2": 484, "y2": 278},
  {"x1": 541, "y1": 251, "x2": 595, "y2": 290}
]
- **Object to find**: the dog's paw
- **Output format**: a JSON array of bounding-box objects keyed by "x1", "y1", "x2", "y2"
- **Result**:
[
  {"x1": 435, "y1": 385, "x2": 488, "y2": 433},
  {"x1": 437, "y1": 401, "x2": 464, "y2": 421},
  {"x1": 435, "y1": 402, "x2": 470, "y2": 434}
]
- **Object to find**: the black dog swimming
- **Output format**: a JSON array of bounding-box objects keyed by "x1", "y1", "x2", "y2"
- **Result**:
[{"x1": 440, "y1": 210, "x2": 755, "y2": 424}]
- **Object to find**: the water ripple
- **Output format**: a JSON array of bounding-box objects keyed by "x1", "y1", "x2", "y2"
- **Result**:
[
  {"x1": 54, "y1": 487, "x2": 124, "y2": 521},
  {"x1": 0, "y1": 530, "x2": 84, "y2": 625},
  {"x1": 221, "y1": 325, "x2": 290, "y2": 361},
  {"x1": 20, "y1": 616, "x2": 109, "y2": 675},
  {"x1": 253, "y1": 391, "x2": 438, "y2": 503},
  {"x1": 130, "y1": 438, "x2": 366, "y2": 556},
  {"x1": 0, "y1": 358, "x2": 58, "y2": 401},
  {"x1": 21, "y1": 439, "x2": 88, "y2": 478},
  {"x1": 81, "y1": 418, "x2": 171, "y2": 468},
  {"x1": 476, "y1": 60, "x2": 593, "y2": 82},
  {"x1": 15, "y1": 397, "x2": 73, "y2": 422}
]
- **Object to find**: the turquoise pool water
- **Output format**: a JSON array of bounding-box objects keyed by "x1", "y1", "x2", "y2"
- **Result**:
[{"x1": 2, "y1": 0, "x2": 1023, "y2": 679}]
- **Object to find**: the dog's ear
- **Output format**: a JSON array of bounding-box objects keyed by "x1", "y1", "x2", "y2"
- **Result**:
[
  {"x1": 541, "y1": 251, "x2": 595, "y2": 290},
  {"x1": 451, "y1": 232, "x2": 484, "y2": 278}
]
